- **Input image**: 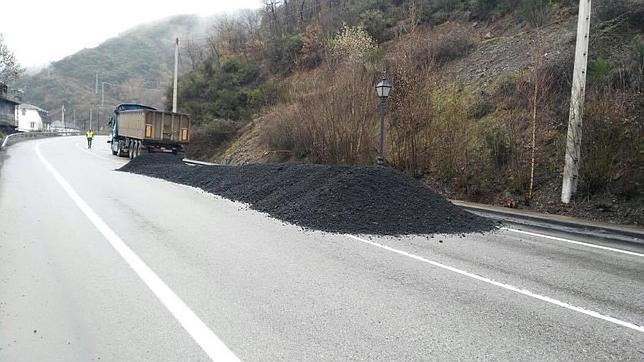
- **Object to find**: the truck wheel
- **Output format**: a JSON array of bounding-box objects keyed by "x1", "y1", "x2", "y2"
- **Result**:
[
  {"x1": 133, "y1": 141, "x2": 139, "y2": 158},
  {"x1": 128, "y1": 140, "x2": 134, "y2": 159},
  {"x1": 119, "y1": 141, "x2": 127, "y2": 158},
  {"x1": 136, "y1": 142, "x2": 142, "y2": 157}
]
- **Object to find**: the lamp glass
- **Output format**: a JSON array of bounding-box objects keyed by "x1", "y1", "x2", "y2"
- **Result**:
[{"x1": 375, "y1": 79, "x2": 392, "y2": 98}]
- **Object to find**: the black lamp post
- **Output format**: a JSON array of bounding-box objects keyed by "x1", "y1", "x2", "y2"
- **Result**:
[{"x1": 375, "y1": 78, "x2": 392, "y2": 165}]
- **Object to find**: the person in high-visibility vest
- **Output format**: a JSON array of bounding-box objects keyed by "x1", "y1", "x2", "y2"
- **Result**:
[{"x1": 86, "y1": 130, "x2": 94, "y2": 149}]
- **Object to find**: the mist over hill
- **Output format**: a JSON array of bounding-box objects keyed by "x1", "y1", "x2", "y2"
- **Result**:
[{"x1": 14, "y1": 14, "x2": 218, "y2": 127}]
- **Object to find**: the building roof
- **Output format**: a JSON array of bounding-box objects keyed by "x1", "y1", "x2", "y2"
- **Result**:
[
  {"x1": 0, "y1": 95, "x2": 20, "y2": 106},
  {"x1": 0, "y1": 82, "x2": 22, "y2": 105},
  {"x1": 19, "y1": 103, "x2": 47, "y2": 113}
]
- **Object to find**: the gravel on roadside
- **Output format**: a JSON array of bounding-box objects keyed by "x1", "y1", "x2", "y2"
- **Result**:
[{"x1": 120, "y1": 154, "x2": 497, "y2": 235}]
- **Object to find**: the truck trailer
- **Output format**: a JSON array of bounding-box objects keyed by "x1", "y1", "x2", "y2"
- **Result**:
[{"x1": 107, "y1": 103, "x2": 190, "y2": 158}]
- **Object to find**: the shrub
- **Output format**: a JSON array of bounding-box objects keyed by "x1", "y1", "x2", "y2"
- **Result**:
[
  {"x1": 436, "y1": 0, "x2": 467, "y2": 12},
  {"x1": 422, "y1": 86, "x2": 473, "y2": 185},
  {"x1": 171, "y1": 57, "x2": 264, "y2": 123},
  {"x1": 260, "y1": 105, "x2": 296, "y2": 152},
  {"x1": 632, "y1": 39, "x2": 644, "y2": 76},
  {"x1": 579, "y1": 89, "x2": 642, "y2": 198},
  {"x1": 286, "y1": 34, "x2": 303, "y2": 64},
  {"x1": 518, "y1": 0, "x2": 551, "y2": 27},
  {"x1": 359, "y1": 9, "x2": 392, "y2": 42},
  {"x1": 411, "y1": 30, "x2": 475, "y2": 68},
  {"x1": 264, "y1": 33, "x2": 303, "y2": 74},
  {"x1": 484, "y1": 126, "x2": 512, "y2": 170},
  {"x1": 299, "y1": 24, "x2": 325, "y2": 69},
  {"x1": 261, "y1": 64, "x2": 378, "y2": 164},
  {"x1": 469, "y1": 95, "x2": 495, "y2": 119},
  {"x1": 433, "y1": 32, "x2": 475, "y2": 65},
  {"x1": 387, "y1": 57, "x2": 434, "y2": 176},
  {"x1": 594, "y1": 0, "x2": 631, "y2": 21},
  {"x1": 588, "y1": 58, "x2": 612, "y2": 86},
  {"x1": 469, "y1": 0, "x2": 520, "y2": 20},
  {"x1": 328, "y1": 25, "x2": 378, "y2": 66},
  {"x1": 186, "y1": 120, "x2": 241, "y2": 159}
]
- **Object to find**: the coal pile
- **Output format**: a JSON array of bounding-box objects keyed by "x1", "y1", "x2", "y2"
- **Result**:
[{"x1": 120, "y1": 154, "x2": 496, "y2": 235}]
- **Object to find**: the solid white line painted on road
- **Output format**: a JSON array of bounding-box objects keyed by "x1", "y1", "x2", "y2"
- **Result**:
[
  {"x1": 35, "y1": 142, "x2": 239, "y2": 361},
  {"x1": 346, "y1": 234, "x2": 644, "y2": 333},
  {"x1": 502, "y1": 227, "x2": 644, "y2": 258}
]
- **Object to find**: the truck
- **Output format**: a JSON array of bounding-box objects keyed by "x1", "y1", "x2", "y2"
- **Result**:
[{"x1": 107, "y1": 103, "x2": 191, "y2": 158}]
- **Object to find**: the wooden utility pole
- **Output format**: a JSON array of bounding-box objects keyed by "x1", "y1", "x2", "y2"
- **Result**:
[
  {"x1": 172, "y1": 38, "x2": 179, "y2": 113},
  {"x1": 561, "y1": 0, "x2": 592, "y2": 204},
  {"x1": 61, "y1": 105, "x2": 65, "y2": 131}
]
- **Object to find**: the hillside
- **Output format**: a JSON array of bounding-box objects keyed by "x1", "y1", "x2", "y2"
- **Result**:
[
  {"x1": 13, "y1": 14, "x2": 218, "y2": 127},
  {"x1": 176, "y1": 0, "x2": 643, "y2": 225}
]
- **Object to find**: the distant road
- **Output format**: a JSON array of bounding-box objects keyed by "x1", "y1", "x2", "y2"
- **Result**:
[{"x1": 1, "y1": 136, "x2": 642, "y2": 361}]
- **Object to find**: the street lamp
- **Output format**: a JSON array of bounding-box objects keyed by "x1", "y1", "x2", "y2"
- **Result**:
[{"x1": 375, "y1": 78, "x2": 392, "y2": 165}]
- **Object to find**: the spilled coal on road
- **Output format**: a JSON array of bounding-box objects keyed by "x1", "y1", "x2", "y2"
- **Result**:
[{"x1": 120, "y1": 154, "x2": 497, "y2": 235}]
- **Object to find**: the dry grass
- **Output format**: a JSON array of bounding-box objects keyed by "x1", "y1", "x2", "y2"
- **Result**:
[
  {"x1": 579, "y1": 88, "x2": 643, "y2": 199},
  {"x1": 261, "y1": 64, "x2": 379, "y2": 164}
]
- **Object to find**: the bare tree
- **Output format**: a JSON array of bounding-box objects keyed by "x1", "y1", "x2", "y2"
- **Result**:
[
  {"x1": 527, "y1": 38, "x2": 554, "y2": 201},
  {"x1": 299, "y1": 0, "x2": 306, "y2": 27},
  {"x1": 239, "y1": 8, "x2": 262, "y2": 37},
  {"x1": 206, "y1": 32, "x2": 221, "y2": 66},
  {"x1": 239, "y1": 9, "x2": 264, "y2": 58},
  {"x1": 264, "y1": 0, "x2": 279, "y2": 33},
  {"x1": 0, "y1": 34, "x2": 24, "y2": 84},
  {"x1": 183, "y1": 38, "x2": 206, "y2": 70}
]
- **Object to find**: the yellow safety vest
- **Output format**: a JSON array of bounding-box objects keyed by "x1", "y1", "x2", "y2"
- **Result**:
[{"x1": 86, "y1": 131, "x2": 94, "y2": 139}]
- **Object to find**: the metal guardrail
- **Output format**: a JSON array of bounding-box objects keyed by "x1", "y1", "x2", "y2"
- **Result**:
[
  {"x1": 452, "y1": 200, "x2": 644, "y2": 245},
  {"x1": 1, "y1": 130, "x2": 81, "y2": 149}
]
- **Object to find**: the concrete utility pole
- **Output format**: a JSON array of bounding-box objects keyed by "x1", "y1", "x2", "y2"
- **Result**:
[
  {"x1": 172, "y1": 37, "x2": 179, "y2": 112},
  {"x1": 94, "y1": 73, "x2": 98, "y2": 132},
  {"x1": 89, "y1": 109, "x2": 92, "y2": 130},
  {"x1": 61, "y1": 105, "x2": 65, "y2": 131},
  {"x1": 100, "y1": 81, "x2": 114, "y2": 133},
  {"x1": 561, "y1": 0, "x2": 592, "y2": 204},
  {"x1": 101, "y1": 82, "x2": 106, "y2": 108},
  {"x1": 100, "y1": 82, "x2": 106, "y2": 133}
]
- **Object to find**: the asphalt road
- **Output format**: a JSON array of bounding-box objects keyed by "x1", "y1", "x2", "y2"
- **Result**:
[{"x1": 1, "y1": 136, "x2": 643, "y2": 361}]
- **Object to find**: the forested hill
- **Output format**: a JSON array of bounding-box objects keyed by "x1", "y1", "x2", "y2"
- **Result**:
[{"x1": 14, "y1": 14, "x2": 217, "y2": 124}]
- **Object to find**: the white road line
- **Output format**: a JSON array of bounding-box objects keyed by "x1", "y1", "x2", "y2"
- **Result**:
[
  {"x1": 345, "y1": 234, "x2": 644, "y2": 333},
  {"x1": 502, "y1": 227, "x2": 644, "y2": 258},
  {"x1": 35, "y1": 142, "x2": 239, "y2": 361}
]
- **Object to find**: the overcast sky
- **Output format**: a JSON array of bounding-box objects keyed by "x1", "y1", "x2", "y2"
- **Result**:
[{"x1": 1, "y1": 0, "x2": 263, "y2": 68}]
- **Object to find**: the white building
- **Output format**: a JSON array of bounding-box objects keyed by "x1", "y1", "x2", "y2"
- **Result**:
[{"x1": 16, "y1": 104, "x2": 49, "y2": 132}]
